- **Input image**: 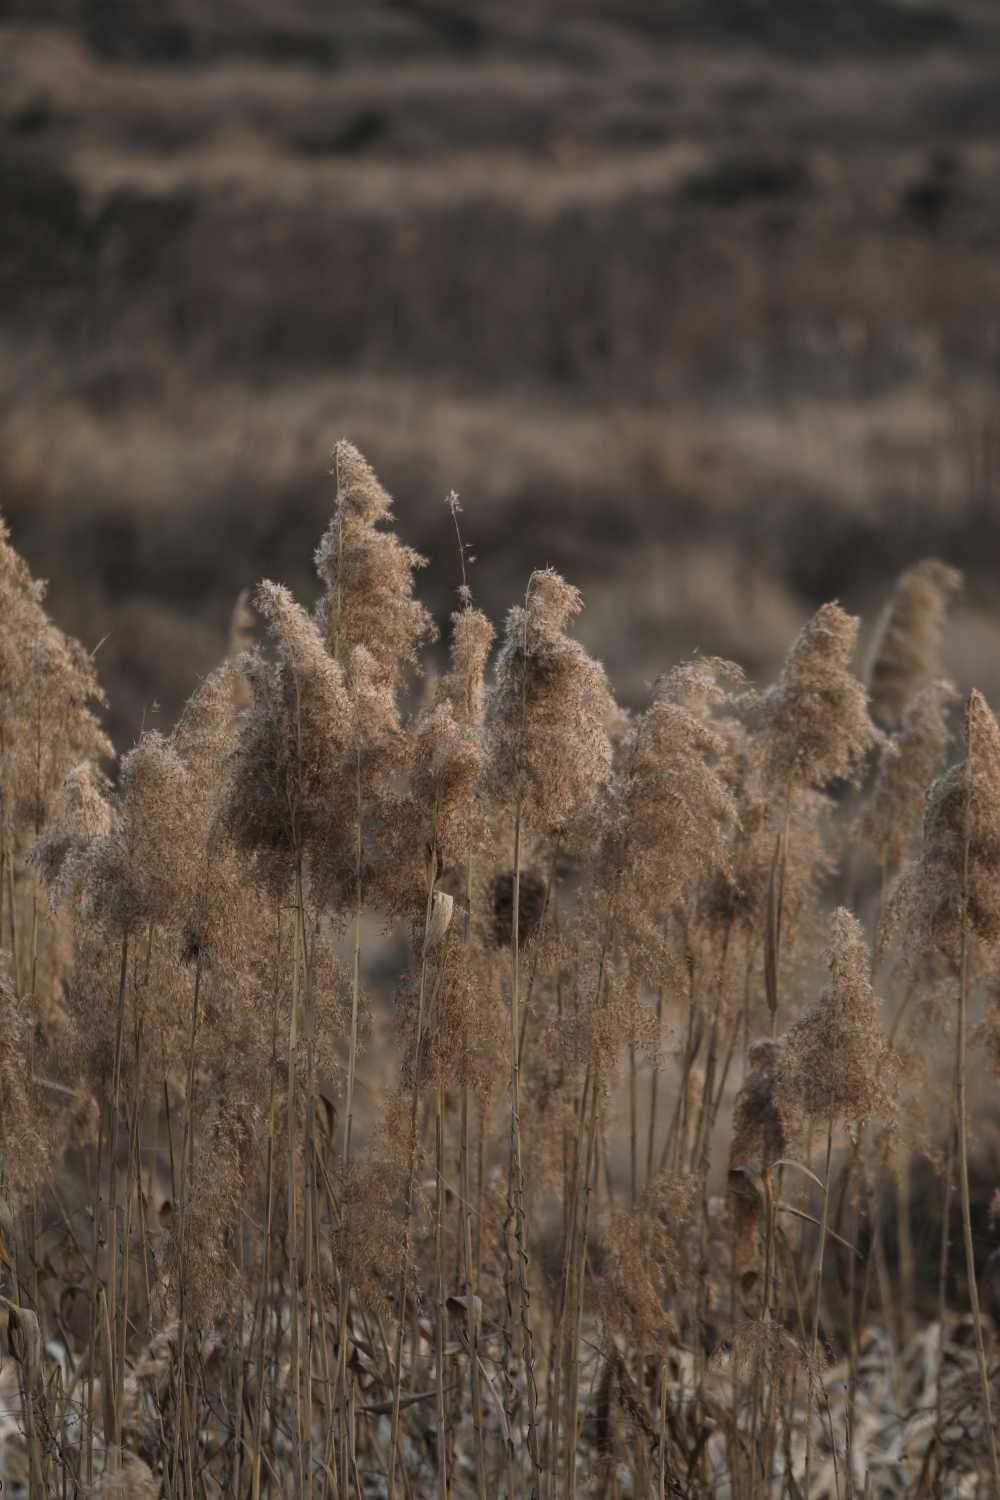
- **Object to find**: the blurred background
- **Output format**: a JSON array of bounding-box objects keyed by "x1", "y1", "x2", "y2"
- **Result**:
[{"x1": 3, "y1": 0, "x2": 1000, "y2": 743}]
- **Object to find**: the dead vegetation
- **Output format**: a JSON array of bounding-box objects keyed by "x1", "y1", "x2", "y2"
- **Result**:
[{"x1": 2, "y1": 448, "x2": 1000, "y2": 1496}]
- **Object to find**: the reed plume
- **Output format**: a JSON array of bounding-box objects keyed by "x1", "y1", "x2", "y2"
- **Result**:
[
  {"x1": 593, "y1": 658, "x2": 742, "y2": 985},
  {"x1": 757, "y1": 601, "x2": 882, "y2": 794},
  {"x1": 485, "y1": 567, "x2": 615, "y2": 835},
  {"x1": 861, "y1": 678, "x2": 958, "y2": 872},
  {"x1": 315, "y1": 440, "x2": 435, "y2": 681},
  {"x1": 782, "y1": 907, "x2": 896, "y2": 1129},
  {"x1": 867, "y1": 559, "x2": 962, "y2": 730},
  {"x1": 887, "y1": 688, "x2": 1000, "y2": 967}
]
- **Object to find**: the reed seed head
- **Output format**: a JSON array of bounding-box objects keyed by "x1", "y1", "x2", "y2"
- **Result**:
[
  {"x1": 887, "y1": 689, "x2": 1000, "y2": 968},
  {"x1": 781, "y1": 907, "x2": 897, "y2": 1127},
  {"x1": 867, "y1": 558, "x2": 962, "y2": 730},
  {"x1": 315, "y1": 441, "x2": 435, "y2": 685},
  {"x1": 485, "y1": 567, "x2": 616, "y2": 835},
  {"x1": 758, "y1": 601, "x2": 882, "y2": 792},
  {"x1": 861, "y1": 678, "x2": 958, "y2": 869}
]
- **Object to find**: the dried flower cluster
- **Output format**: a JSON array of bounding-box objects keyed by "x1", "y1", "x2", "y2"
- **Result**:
[
  {"x1": 782, "y1": 907, "x2": 896, "y2": 1128},
  {"x1": 757, "y1": 601, "x2": 882, "y2": 792},
  {"x1": 888, "y1": 688, "x2": 1000, "y2": 967},
  {"x1": 862, "y1": 679, "x2": 958, "y2": 869},
  {"x1": 485, "y1": 567, "x2": 616, "y2": 835},
  {"x1": 0, "y1": 475, "x2": 988, "y2": 1499},
  {"x1": 867, "y1": 558, "x2": 962, "y2": 729}
]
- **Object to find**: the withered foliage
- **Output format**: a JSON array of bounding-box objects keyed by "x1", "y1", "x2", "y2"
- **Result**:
[{"x1": 0, "y1": 494, "x2": 983, "y2": 1497}]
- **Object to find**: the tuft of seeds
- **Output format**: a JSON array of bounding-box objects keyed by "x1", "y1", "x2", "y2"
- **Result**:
[{"x1": 867, "y1": 558, "x2": 962, "y2": 730}]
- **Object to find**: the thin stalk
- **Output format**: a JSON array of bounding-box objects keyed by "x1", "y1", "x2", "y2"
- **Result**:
[
  {"x1": 286, "y1": 864, "x2": 305, "y2": 1500},
  {"x1": 765, "y1": 777, "x2": 794, "y2": 1038},
  {"x1": 510, "y1": 793, "x2": 541, "y2": 1493},
  {"x1": 645, "y1": 988, "x2": 665, "y2": 1188},
  {"x1": 0, "y1": 838, "x2": 6, "y2": 969},
  {"x1": 251, "y1": 919, "x2": 283, "y2": 1500},
  {"x1": 458, "y1": 846, "x2": 487, "y2": 1500},
  {"x1": 628, "y1": 1045, "x2": 638, "y2": 1209},
  {"x1": 434, "y1": 1076, "x2": 448, "y2": 1500},
  {"x1": 804, "y1": 1116, "x2": 833, "y2": 1500},
  {"x1": 296, "y1": 860, "x2": 317, "y2": 1500},
  {"x1": 845, "y1": 1174, "x2": 859, "y2": 1499},
  {"x1": 104, "y1": 931, "x2": 130, "y2": 1472},
  {"x1": 335, "y1": 757, "x2": 365, "y2": 1492},
  {"x1": 565, "y1": 1081, "x2": 599, "y2": 1500},
  {"x1": 84, "y1": 1122, "x2": 100, "y2": 1488},
  {"x1": 657, "y1": 1358, "x2": 669, "y2": 1500},
  {"x1": 896, "y1": 1153, "x2": 916, "y2": 1347},
  {"x1": 6, "y1": 852, "x2": 19, "y2": 997},
  {"x1": 343, "y1": 754, "x2": 363, "y2": 1174},
  {"x1": 549, "y1": 1068, "x2": 591, "y2": 1496},
  {"x1": 926, "y1": 1117, "x2": 955, "y2": 1499},
  {"x1": 332, "y1": 456, "x2": 344, "y2": 663},
  {"x1": 388, "y1": 850, "x2": 439, "y2": 1500},
  {"x1": 748, "y1": 1165, "x2": 777, "y2": 1490}
]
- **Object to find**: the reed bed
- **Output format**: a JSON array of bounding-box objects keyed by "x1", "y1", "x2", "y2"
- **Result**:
[{"x1": 1, "y1": 451, "x2": 999, "y2": 1498}]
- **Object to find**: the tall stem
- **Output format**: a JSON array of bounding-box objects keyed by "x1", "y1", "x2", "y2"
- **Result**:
[
  {"x1": 296, "y1": 859, "x2": 317, "y2": 1500},
  {"x1": 344, "y1": 753, "x2": 363, "y2": 1173},
  {"x1": 645, "y1": 988, "x2": 664, "y2": 1187},
  {"x1": 565, "y1": 1081, "x2": 599, "y2": 1500},
  {"x1": 104, "y1": 932, "x2": 130, "y2": 1472},
  {"x1": 286, "y1": 862, "x2": 304, "y2": 1500},
  {"x1": 388, "y1": 850, "x2": 439, "y2": 1500},
  {"x1": 434, "y1": 1076, "x2": 448, "y2": 1500},
  {"x1": 510, "y1": 793, "x2": 542, "y2": 1494},
  {"x1": 804, "y1": 1116, "x2": 833, "y2": 1500},
  {"x1": 460, "y1": 843, "x2": 487, "y2": 1500}
]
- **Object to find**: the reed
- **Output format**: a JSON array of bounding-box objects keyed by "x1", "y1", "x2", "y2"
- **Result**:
[{"x1": 0, "y1": 487, "x2": 994, "y2": 1498}]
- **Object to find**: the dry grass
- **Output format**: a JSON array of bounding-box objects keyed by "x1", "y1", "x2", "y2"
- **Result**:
[
  {"x1": 3, "y1": 447, "x2": 1000, "y2": 1497},
  {"x1": 6, "y1": 6, "x2": 1000, "y2": 1495}
]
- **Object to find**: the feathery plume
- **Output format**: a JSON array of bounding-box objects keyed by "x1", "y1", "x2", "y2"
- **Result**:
[
  {"x1": 224, "y1": 582, "x2": 350, "y2": 883},
  {"x1": 0, "y1": 517, "x2": 111, "y2": 841},
  {"x1": 861, "y1": 678, "x2": 958, "y2": 870},
  {"x1": 867, "y1": 559, "x2": 962, "y2": 729},
  {"x1": 30, "y1": 761, "x2": 114, "y2": 903},
  {"x1": 485, "y1": 567, "x2": 616, "y2": 835},
  {"x1": 314, "y1": 441, "x2": 435, "y2": 684},
  {"x1": 887, "y1": 689, "x2": 1000, "y2": 968},
  {"x1": 781, "y1": 907, "x2": 896, "y2": 1128},
  {"x1": 442, "y1": 605, "x2": 494, "y2": 726},
  {"x1": 82, "y1": 732, "x2": 194, "y2": 936},
  {"x1": 594, "y1": 658, "x2": 742, "y2": 981},
  {"x1": 757, "y1": 601, "x2": 882, "y2": 793}
]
